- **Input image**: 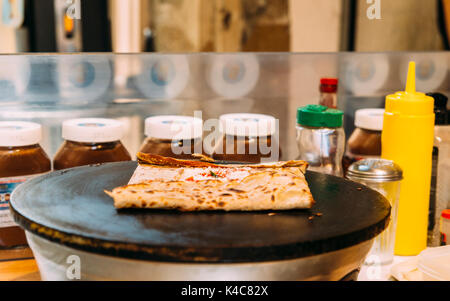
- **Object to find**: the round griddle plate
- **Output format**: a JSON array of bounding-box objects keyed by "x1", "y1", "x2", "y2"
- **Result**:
[{"x1": 11, "y1": 161, "x2": 390, "y2": 263}]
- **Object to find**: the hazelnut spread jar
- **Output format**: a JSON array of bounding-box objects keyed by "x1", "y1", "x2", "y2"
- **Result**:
[
  {"x1": 139, "y1": 116, "x2": 203, "y2": 159},
  {"x1": 343, "y1": 109, "x2": 383, "y2": 174},
  {"x1": 347, "y1": 109, "x2": 383, "y2": 157},
  {"x1": 0, "y1": 122, "x2": 51, "y2": 249},
  {"x1": 212, "y1": 113, "x2": 280, "y2": 163},
  {"x1": 53, "y1": 118, "x2": 131, "y2": 170}
]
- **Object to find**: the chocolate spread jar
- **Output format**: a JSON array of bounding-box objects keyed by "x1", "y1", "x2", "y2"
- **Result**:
[
  {"x1": 139, "y1": 115, "x2": 203, "y2": 159},
  {"x1": 53, "y1": 118, "x2": 131, "y2": 170},
  {"x1": 0, "y1": 122, "x2": 51, "y2": 249},
  {"x1": 344, "y1": 109, "x2": 384, "y2": 173},
  {"x1": 212, "y1": 113, "x2": 280, "y2": 163}
]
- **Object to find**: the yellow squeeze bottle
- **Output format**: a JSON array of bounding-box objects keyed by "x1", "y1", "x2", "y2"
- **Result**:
[{"x1": 381, "y1": 62, "x2": 435, "y2": 255}]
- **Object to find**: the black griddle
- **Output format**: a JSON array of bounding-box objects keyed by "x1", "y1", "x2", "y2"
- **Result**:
[{"x1": 10, "y1": 161, "x2": 390, "y2": 263}]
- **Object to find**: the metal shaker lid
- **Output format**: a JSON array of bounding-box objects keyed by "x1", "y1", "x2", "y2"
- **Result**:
[{"x1": 347, "y1": 159, "x2": 403, "y2": 182}]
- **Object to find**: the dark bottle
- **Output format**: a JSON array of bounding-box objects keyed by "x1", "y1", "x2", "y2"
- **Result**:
[
  {"x1": 427, "y1": 93, "x2": 448, "y2": 125},
  {"x1": 426, "y1": 93, "x2": 449, "y2": 246}
]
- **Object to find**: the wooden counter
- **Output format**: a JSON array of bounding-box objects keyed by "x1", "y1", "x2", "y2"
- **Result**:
[{"x1": 0, "y1": 259, "x2": 41, "y2": 281}]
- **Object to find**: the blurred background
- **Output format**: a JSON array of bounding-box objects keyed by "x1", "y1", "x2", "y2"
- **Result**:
[
  {"x1": 0, "y1": 0, "x2": 449, "y2": 161},
  {"x1": 0, "y1": 0, "x2": 449, "y2": 265},
  {"x1": 0, "y1": 0, "x2": 449, "y2": 53}
]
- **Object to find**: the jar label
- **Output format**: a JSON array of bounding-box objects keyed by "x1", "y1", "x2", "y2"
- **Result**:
[{"x1": 0, "y1": 174, "x2": 43, "y2": 228}]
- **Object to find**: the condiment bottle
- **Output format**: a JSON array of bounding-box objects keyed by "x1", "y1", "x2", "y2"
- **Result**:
[
  {"x1": 53, "y1": 118, "x2": 132, "y2": 170},
  {"x1": 381, "y1": 62, "x2": 435, "y2": 255},
  {"x1": 296, "y1": 105, "x2": 345, "y2": 176},
  {"x1": 347, "y1": 159, "x2": 403, "y2": 265},
  {"x1": 427, "y1": 92, "x2": 448, "y2": 125},
  {"x1": 427, "y1": 93, "x2": 449, "y2": 246},
  {"x1": 212, "y1": 113, "x2": 280, "y2": 163},
  {"x1": 0, "y1": 121, "x2": 51, "y2": 249},
  {"x1": 139, "y1": 115, "x2": 203, "y2": 159},
  {"x1": 319, "y1": 78, "x2": 338, "y2": 109},
  {"x1": 344, "y1": 108, "x2": 384, "y2": 172}
]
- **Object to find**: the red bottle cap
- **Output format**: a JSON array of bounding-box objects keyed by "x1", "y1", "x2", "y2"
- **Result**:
[
  {"x1": 442, "y1": 209, "x2": 450, "y2": 220},
  {"x1": 320, "y1": 78, "x2": 338, "y2": 86},
  {"x1": 320, "y1": 78, "x2": 338, "y2": 93}
]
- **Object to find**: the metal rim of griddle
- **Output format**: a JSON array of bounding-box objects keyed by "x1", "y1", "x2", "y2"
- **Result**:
[{"x1": 10, "y1": 161, "x2": 391, "y2": 263}]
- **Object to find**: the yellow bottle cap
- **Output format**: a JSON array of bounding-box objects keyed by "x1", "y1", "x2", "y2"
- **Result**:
[{"x1": 385, "y1": 62, "x2": 434, "y2": 116}]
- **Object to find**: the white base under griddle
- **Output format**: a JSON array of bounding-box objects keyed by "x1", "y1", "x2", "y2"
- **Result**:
[{"x1": 26, "y1": 232, "x2": 374, "y2": 281}]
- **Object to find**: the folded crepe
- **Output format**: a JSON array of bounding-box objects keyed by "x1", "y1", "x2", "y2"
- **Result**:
[{"x1": 105, "y1": 153, "x2": 314, "y2": 211}]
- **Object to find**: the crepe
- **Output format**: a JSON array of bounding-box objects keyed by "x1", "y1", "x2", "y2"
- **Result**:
[{"x1": 105, "y1": 153, "x2": 314, "y2": 211}]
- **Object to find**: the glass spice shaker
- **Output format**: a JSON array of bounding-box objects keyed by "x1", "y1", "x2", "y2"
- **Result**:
[
  {"x1": 347, "y1": 158, "x2": 403, "y2": 265},
  {"x1": 296, "y1": 105, "x2": 345, "y2": 176}
]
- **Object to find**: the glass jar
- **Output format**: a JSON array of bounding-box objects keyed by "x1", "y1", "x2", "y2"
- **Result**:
[
  {"x1": 139, "y1": 115, "x2": 203, "y2": 159},
  {"x1": 212, "y1": 113, "x2": 280, "y2": 163},
  {"x1": 296, "y1": 105, "x2": 345, "y2": 176},
  {"x1": 347, "y1": 159, "x2": 403, "y2": 265},
  {"x1": 0, "y1": 122, "x2": 51, "y2": 250},
  {"x1": 344, "y1": 109, "x2": 384, "y2": 172},
  {"x1": 53, "y1": 118, "x2": 131, "y2": 170}
]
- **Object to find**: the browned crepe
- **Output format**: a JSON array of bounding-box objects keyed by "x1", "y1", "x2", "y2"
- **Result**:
[{"x1": 106, "y1": 153, "x2": 314, "y2": 211}]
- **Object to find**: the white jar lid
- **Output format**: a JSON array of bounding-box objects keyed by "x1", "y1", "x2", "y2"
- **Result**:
[
  {"x1": 219, "y1": 113, "x2": 277, "y2": 137},
  {"x1": 62, "y1": 118, "x2": 125, "y2": 143},
  {"x1": 145, "y1": 116, "x2": 203, "y2": 140},
  {"x1": 354, "y1": 109, "x2": 384, "y2": 131},
  {"x1": 0, "y1": 121, "x2": 42, "y2": 147}
]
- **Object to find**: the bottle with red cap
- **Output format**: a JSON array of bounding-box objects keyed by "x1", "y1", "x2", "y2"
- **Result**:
[{"x1": 319, "y1": 78, "x2": 338, "y2": 109}]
